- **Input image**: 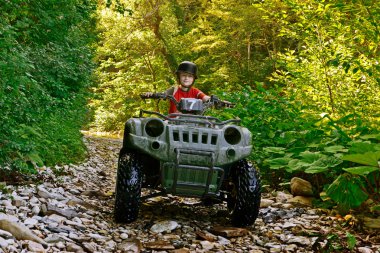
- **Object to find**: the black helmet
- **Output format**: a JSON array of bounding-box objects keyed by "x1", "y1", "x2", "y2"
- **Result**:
[{"x1": 176, "y1": 61, "x2": 198, "y2": 79}]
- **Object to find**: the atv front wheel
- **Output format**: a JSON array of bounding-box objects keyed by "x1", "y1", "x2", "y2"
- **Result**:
[
  {"x1": 114, "y1": 150, "x2": 143, "y2": 223},
  {"x1": 227, "y1": 159, "x2": 261, "y2": 227}
]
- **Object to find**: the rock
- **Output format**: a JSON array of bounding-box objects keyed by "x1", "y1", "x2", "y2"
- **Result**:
[
  {"x1": 144, "y1": 240, "x2": 175, "y2": 250},
  {"x1": 171, "y1": 249, "x2": 190, "y2": 253},
  {"x1": 288, "y1": 196, "x2": 313, "y2": 207},
  {"x1": 150, "y1": 220, "x2": 179, "y2": 233},
  {"x1": 24, "y1": 217, "x2": 39, "y2": 226},
  {"x1": 117, "y1": 239, "x2": 141, "y2": 253},
  {"x1": 196, "y1": 230, "x2": 217, "y2": 241},
  {"x1": 45, "y1": 203, "x2": 79, "y2": 219},
  {"x1": 260, "y1": 198, "x2": 275, "y2": 208},
  {"x1": 0, "y1": 237, "x2": 10, "y2": 248},
  {"x1": 0, "y1": 219, "x2": 47, "y2": 247},
  {"x1": 22, "y1": 240, "x2": 46, "y2": 253},
  {"x1": 66, "y1": 242, "x2": 85, "y2": 252},
  {"x1": 0, "y1": 229, "x2": 14, "y2": 239},
  {"x1": 290, "y1": 177, "x2": 313, "y2": 197},
  {"x1": 275, "y1": 192, "x2": 293, "y2": 203},
  {"x1": 358, "y1": 247, "x2": 374, "y2": 253},
  {"x1": 200, "y1": 240, "x2": 215, "y2": 250},
  {"x1": 210, "y1": 226, "x2": 248, "y2": 238},
  {"x1": 287, "y1": 236, "x2": 311, "y2": 246}
]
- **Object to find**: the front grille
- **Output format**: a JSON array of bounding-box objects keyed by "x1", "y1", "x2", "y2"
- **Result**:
[{"x1": 172, "y1": 130, "x2": 218, "y2": 145}]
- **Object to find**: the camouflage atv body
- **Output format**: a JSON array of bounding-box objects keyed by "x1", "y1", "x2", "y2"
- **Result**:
[{"x1": 114, "y1": 94, "x2": 261, "y2": 227}]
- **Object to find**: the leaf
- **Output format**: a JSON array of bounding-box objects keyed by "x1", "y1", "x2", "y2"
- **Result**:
[
  {"x1": 265, "y1": 157, "x2": 292, "y2": 170},
  {"x1": 26, "y1": 152, "x2": 44, "y2": 167},
  {"x1": 299, "y1": 151, "x2": 324, "y2": 163},
  {"x1": 287, "y1": 159, "x2": 304, "y2": 172},
  {"x1": 263, "y1": 147, "x2": 286, "y2": 154},
  {"x1": 343, "y1": 166, "x2": 379, "y2": 175},
  {"x1": 349, "y1": 142, "x2": 380, "y2": 154},
  {"x1": 359, "y1": 134, "x2": 380, "y2": 141},
  {"x1": 326, "y1": 173, "x2": 368, "y2": 209},
  {"x1": 342, "y1": 151, "x2": 380, "y2": 167},
  {"x1": 304, "y1": 166, "x2": 329, "y2": 174},
  {"x1": 346, "y1": 232, "x2": 356, "y2": 250},
  {"x1": 324, "y1": 145, "x2": 348, "y2": 153}
]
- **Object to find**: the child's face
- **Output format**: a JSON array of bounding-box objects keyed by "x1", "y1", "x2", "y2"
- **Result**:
[{"x1": 179, "y1": 72, "x2": 195, "y2": 88}]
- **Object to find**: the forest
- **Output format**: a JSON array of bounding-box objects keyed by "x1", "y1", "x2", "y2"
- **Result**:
[{"x1": 1, "y1": 0, "x2": 380, "y2": 215}]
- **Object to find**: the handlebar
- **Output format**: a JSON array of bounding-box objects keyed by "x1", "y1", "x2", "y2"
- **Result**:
[
  {"x1": 140, "y1": 92, "x2": 168, "y2": 99},
  {"x1": 140, "y1": 92, "x2": 234, "y2": 109}
]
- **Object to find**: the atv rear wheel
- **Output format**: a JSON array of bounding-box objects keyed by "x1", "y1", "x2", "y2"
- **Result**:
[
  {"x1": 114, "y1": 150, "x2": 143, "y2": 223},
  {"x1": 227, "y1": 159, "x2": 261, "y2": 227}
]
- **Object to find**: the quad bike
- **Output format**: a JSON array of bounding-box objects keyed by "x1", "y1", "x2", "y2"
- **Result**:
[{"x1": 114, "y1": 93, "x2": 261, "y2": 227}]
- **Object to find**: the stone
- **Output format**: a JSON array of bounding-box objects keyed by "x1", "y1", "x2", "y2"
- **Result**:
[
  {"x1": 275, "y1": 192, "x2": 293, "y2": 203},
  {"x1": 144, "y1": 240, "x2": 175, "y2": 250},
  {"x1": 23, "y1": 240, "x2": 46, "y2": 253},
  {"x1": 290, "y1": 177, "x2": 313, "y2": 197},
  {"x1": 0, "y1": 219, "x2": 47, "y2": 247},
  {"x1": 196, "y1": 230, "x2": 217, "y2": 242},
  {"x1": 288, "y1": 196, "x2": 313, "y2": 207},
  {"x1": 260, "y1": 199, "x2": 275, "y2": 208},
  {"x1": 117, "y1": 239, "x2": 141, "y2": 253},
  {"x1": 0, "y1": 229, "x2": 13, "y2": 239},
  {"x1": 66, "y1": 242, "x2": 85, "y2": 252},
  {"x1": 45, "y1": 203, "x2": 79, "y2": 219},
  {"x1": 150, "y1": 220, "x2": 179, "y2": 233},
  {"x1": 210, "y1": 226, "x2": 248, "y2": 238},
  {"x1": 358, "y1": 247, "x2": 374, "y2": 253},
  {"x1": 200, "y1": 240, "x2": 215, "y2": 250}
]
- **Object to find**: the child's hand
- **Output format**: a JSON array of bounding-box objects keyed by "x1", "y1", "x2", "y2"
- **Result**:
[
  {"x1": 141, "y1": 92, "x2": 154, "y2": 98},
  {"x1": 222, "y1": 100, "x2": 234, "y2": 108}
]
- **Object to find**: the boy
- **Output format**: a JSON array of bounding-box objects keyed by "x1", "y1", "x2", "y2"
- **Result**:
[{"x1": 166, "y1": 61, "x2": 210, "y2": 114}]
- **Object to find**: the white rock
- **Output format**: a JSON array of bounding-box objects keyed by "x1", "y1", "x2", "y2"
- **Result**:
[
  {"x1": 0, "y1": 237, "x2": 9, "y2": 248},
  {"x1": 24, "y1": 218, "x2": 39, "y2": 226},
  {"x1": 200, "y1": 240, "x2": 215, "y2": 250},
  {"x1": 120, "y1": 233, "x2": 129, "y2": 239},
  {"x1": 150, "y1": 220, "x2": 179, "y2": 233},
  {"x1": 358, "y1": 247, "x2": 374, "y2": 253}
]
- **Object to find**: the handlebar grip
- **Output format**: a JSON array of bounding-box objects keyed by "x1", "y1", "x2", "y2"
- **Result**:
[
  {"x1": 140, "y1": 93, "x2": 167, "y2": 99},
  {"x1": 211, "y1": 96, "x2": 235, "y2": 108}
]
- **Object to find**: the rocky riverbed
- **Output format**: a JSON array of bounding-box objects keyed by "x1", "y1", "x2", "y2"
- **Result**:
[{"x1": 0, "y1": 135, "x2": 379, "y2": 253}]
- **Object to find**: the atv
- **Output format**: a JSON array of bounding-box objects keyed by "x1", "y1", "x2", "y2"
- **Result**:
[{"x1": 114, "y1": 93, "x2": 261, "y2": 227}]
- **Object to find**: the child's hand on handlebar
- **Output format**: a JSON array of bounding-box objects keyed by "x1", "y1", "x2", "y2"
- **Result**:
[
  {"x1": 141, "y1": 92, "x2": 154, "y2": 99},
  {"x1": 222, "y1": 100, "x2": 234, "y2": 108}
]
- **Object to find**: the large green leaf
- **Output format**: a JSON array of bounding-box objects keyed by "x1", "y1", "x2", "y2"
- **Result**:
[
  {"x1": 349, "y1": 142, "x2": 380, "y2": 154},
  {"x1": 287, "y1": 159, "x2": 304, "y2": 172},
  {"x1": 342, "y1": 151, "x2": 380, "y2": 167},
  {"x1": 265, "y1": 157, "x2": 292, "y2": 170},
  {"x1": 326, "y1": 173, "x2": 368, "y2": 209},
  {"x1": 324, "y1": 145, "x2": 348, "y2": 153},
  {"x1": 304, "y1": 156, "x2": 342, "y2": 174},
  {"x1": 263, "y1": 147, "x2": 286, "y2": 154},
  {"x1": 299, "y1": 151, "x2": 324, "y2": 163},
  {"x1": 343, "y1": 166, "x2": 379, "y2": 176},
  {"x1": 304, "y1": 166, "x2": 329, "y2": 174},
  {"x1": 359, "y1": 134, "x2": 380, "y2": 141}
]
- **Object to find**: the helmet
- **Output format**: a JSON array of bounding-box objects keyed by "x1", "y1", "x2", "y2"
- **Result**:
[{"x1": 176, "y1": 61, "x2": 198, "y2": 79}]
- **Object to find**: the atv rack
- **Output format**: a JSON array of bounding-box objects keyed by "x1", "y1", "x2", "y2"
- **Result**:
[{"x1": 139, "y1": 110, "x2": 241, "y2": 126}]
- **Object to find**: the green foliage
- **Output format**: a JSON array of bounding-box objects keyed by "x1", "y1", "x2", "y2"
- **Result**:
[
  {"x1": 92, "y1": 0, "x2": 380, "y2": 213},
  {"x1": 320, "y1": 232, "x2": 357, "y2": 252},
  {"x1": 326, "y1": 173, "x2": 368, "y2": 210},
  {"x1": 0, "y1": 0, "x2": 96, "y2": 174}
]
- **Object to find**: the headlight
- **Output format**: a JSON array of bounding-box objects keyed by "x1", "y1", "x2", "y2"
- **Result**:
[
  {"x1": 145, "y1": 119, "x2": 164, "y2": 137},
  {"x1": 224, "y1": 126, "x2": 241, "y2": 145}
]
